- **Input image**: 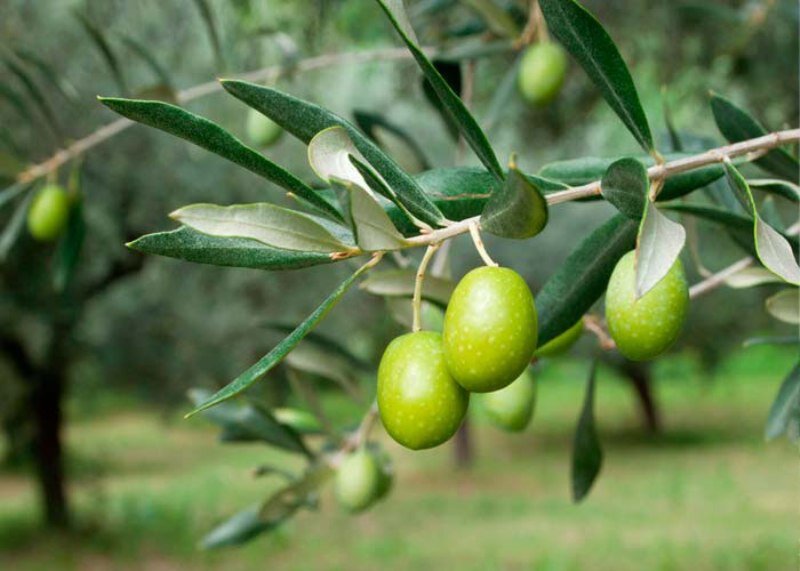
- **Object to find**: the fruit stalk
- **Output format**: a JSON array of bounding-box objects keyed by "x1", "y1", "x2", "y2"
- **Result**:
[{"x1": 412, "y1": 244, "x2": 440, "y2": 332}]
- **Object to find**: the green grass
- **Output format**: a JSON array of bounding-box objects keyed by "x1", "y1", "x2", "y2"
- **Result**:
[{"x1": 0, "y1": 346, "x2": 797, "y2": 570}]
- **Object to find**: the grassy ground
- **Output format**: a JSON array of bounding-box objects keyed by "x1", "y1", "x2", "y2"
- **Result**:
[{"x1": 0, "y1": 345, "x2": 797, "y2": 570}]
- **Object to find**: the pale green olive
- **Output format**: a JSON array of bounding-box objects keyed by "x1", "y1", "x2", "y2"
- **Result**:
[
  {"x1": 246, "y1": 108, "x2": 283, "y2": 148},
  {"x1": 518, "y1": 42, "x2": 568, "y2": 106},
  {"x1": 480, "y1": 368, "x2": 537, "y2": 432},
  {"x1": 335, "y1": 448, "x2": 382, "y2": 513},
  {"x1": 26, "y1": 184, "x2": 70, "y2": 242},
  {"x1": 535, "y1": 320, "x2": 583, "y2": 358}
]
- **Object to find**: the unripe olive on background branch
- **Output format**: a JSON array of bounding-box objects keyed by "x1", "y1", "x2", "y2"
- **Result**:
[
  {"x1": 246, "y1": 108, "x2": 283, "y2": 148},
  {"x1": 26, "y1": 184, "x2": 70, "y2": 242},
  {"x1": 517, "y1": 42, "x2": 568, "y2": 106},
  {"x1": 479, "y1": 367, "x2": 537, "y2": 432}
]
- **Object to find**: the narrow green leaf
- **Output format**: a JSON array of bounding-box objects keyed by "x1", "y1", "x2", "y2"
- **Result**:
[
  {"x1": 360, "y1": 268, "x2": 454, "y2": 306},
  {"x1": 99, "y1": 97, "x2": 342, "y2": 221},
  {"x1": 571, "y1": 359, "x2": 603, "y2": 502},
  {"x1": 421, "y1": 60, "x2": 462, "y2": 142},
  {"x1": 258, "y1": 464, "x2": 333, "y2": 519},
  {"x1": 171, "y1": 203, "x2": 353, "y2": 254},
  {"x1": 53, "y1": 198, "x2": 85, "y2": 292},
  {"x1": 743, "y1": 336, "x2": 799, "y2": 348},
  {"x1": 480, "y1": 165, "x2": 548, "y2": 239},
  {"x1": 724, "y1": 162, "x2": 800, "y2": 285},
  {"x1": 262, "y1": 322, "x2": 371, "y2": 369},
  {"x1": 221, "y1": 81, "x2": 445, "y2": 227},
  {"x1": 121, "y1": 35, "x2": 176, "y2": 92},
  {"x1": 191, "y1": 0, "x2": 226, "y2": 70},
  {"x1": 128, "y1": 226, "x2": 333, "y2": 271},
  {"x1": 74, "y1": 12, "x2": 128, "y2": 95},
  {"x1": 3, "y1": 57, "x2": 62, "y2": 141},
  {"x1": 14, "y1": 48, "x2": 79, "y2": 103},
  {"x1": 0, "y1": 182, "x2": 29, "y2": 211},
  {"x1": 765, "y1": 361, "x2": 800, "y2": 441},
  {"x1": 765, "y1": 289, "x2": 799, "y2": 325},
  {"x1": 635, "y1": 201, "x2": 686, "y2": 298},
  {"x1": 0, "y1": 191, "x2": 32, "y2": 262},
  {"x1": 539, "y1": 0, "x2": 653, "y2": 151},
  {"x1": 187, "y1": 263, "x2": 374, "y2": 415},
  {"x1": 748, "y1": 179, "x2": 800, "y2": 203},
  {"x1": 335, "y1": 180, "x2": 408, "y2": 252},
  {"x1": 201, "y1": 505, "x2": 274, "y2": 549},
  {"x1": 374, "y1": 0, "x2": 505, "y2": 179},
  {"x1": 536, "y1": 214, "x2": 638, "y2": 345},
  {"x1": 284, "y1": 344, "x2": 362, "y2": 400},
  {"x1": 723, "y1": 267, "x2": 783, "y2": 289},
  {"x1": 600, "y1": 158, "x2": 648, "y2": 219},
  {"x1": 711, "y1": 93, "x2": 799, "y2": 181},
  {"x1": 307, "y1": 127, "x2": 371, "y2": 189},
  {"x1": 0, "y1": 83, "x2": 35, "y2": 124},
  {"x1": 482, "y1": 53, "x2": 523, "y2": 131}
]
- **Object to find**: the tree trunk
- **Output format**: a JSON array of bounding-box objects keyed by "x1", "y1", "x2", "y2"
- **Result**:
[
  {"x1": 29, "y1": 330, "x2": 70, "y2": 529},
  {"x1": 621, "y1": 361, "x2": 661, "y2": 434},
  {"x1": 453, "y1": 418, "x2": 473, "y2": 469}
]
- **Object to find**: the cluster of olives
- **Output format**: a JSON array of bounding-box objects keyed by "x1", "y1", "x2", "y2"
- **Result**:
[
  {"x1": 26, "y1": 184, "x2": 71, "y2": 242},
  {"x1": 376, "y1": 250, "x2": 689, "y2": 451}
]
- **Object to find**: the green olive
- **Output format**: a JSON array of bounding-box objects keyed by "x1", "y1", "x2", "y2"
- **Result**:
[
  {"x1": 26, "y1": 184, "x2": 70, "y2": 242},
  {"x1": 377, "y1": 331, "x2": 469, "y2": 450},
  {"x1": 272, "y1": 407, "x2": 322, "y2": 434},
  {"x1": 443, "y1": 267, "x2": 538, "y2": 393},
  {"x1": 605, "y1": 251, "x2": 689, "y2": 361},
  {"x1": 246, "y1": 108, "x2": 283, "y2": 148},
  {"x1": 479, "y1": 367, "x2": 537, "y2": 432},
  {"x1": 535, "y1": 319, "x2": 583, "y2": 358},
  {"x1": 334, "y1": 448, "x2": 382, "y2": 513},
  {"x1": 517, "y1": 42, "x2": 568, "y2": 106}
]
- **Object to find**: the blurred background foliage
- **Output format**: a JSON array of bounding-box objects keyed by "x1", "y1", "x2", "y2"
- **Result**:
[{"x1": 0, "y1": 0, "x2": 797, "y2": 568}]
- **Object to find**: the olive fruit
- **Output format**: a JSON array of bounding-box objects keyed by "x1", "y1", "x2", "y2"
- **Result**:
[
  {"x1": 443, "y1": 267, "x2": 538, "y2": 393},
  {"x1": 272, "y1": 407, "x2": 322, "y2": 434},
  {"x1": 479, "y1": 367, "x2": 537, "y2": 432},
  {"x1": 535, "y1": 319, "x2": 583, "y2": 358},
  {"x1": 517, "y1": 42, "x2": 568, "y2": 106},
  {"x1": 246, "y1": 108, "x2": 283, "y2": 148},
  {"x1": 26, "y1": 184, "x2": 70, "y2": 242},
  {"x1": 334, "y1": 448, "x2": 382, "y2": 513},
  {"x1": 377, "y1": 331, "x2": 469, "y2": 450},
  {"x1": 605, "y1": 251, "x2": 689, "y2": 361}
]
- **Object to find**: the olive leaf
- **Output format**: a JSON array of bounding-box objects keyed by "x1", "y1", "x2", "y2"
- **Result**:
[
  {"x1": 308, "y1": 127, "x2": 372, "y2": 190},
  {"x1": 765, "y1": 361, "x2": 800, "y2": 441},
  {"x1": 748, "y1": 179, "x2": 800, "y2": 203},
  {"x1": 538, "y1": 0, "x2": 653, "y2": 151},
  {"x1": 332, "y1": 179, "x2": 408, "y2": 252},
  {"x1": 99, "y1": 97, "x2": 343, "y2": 222},
  {"x1": 191, "y1": 0, "x2": 226, "y2": 70},
  {"x1": 0, "y1": 191, "x2": 32, "y2": 262},
  {"x1": 600, "y1": 158, "x2": 647, "y2": 219},
  {"x1": 53, "y1": 197, "x2": 86, "y2": 291},
  {"x1": 187, "y1": 261, "x2": 374, "y2": 416},
  {"x1": 74, "y1": 11, "x2": 128, "y2": 95},
  {"x1": 171, "y1": 203, "x2": 354, "y2": 254},
  {"x1": 765, "y1": 289, "x2": 799, "y2": 325},
  {"x1": 723, "y1": 267, "x2": 782, "y2": 289},
  {"x1": 460, "y1": 0, "x2": 520, "y2": 37},
  {"x1": 128, "y1": 226, "x2": 334, "y2": 271},
  {"x1": 571, "y1": 359, "x2": 603, "y2": 502},
  {"x1": 220, "y1": 80, "x2": 445, "y2": 227},
  {"x1": 480, "y1": 165, "x2": 548, "y2": 239},
  {"x1": 724, "y1": 162, "x2": 800, "y2": 285},
  {"x1": 284, "y1": 343, "x2": 362, "y2": 400},
  {"x1": 374, "y1": 0, "x2": 505, "y2": 180},
  {"x1": 353, "y1": 110, "x2": 430, "y2": 173},
  {"x1": 711, "y1": 93, "x2": 799, "y2": 181},
  {"x1": 360, "y1": 268, "x2": 455, "y2": 307},
  {"x1": 635, "y1": 200, "x2": 686, "y2": 298}
]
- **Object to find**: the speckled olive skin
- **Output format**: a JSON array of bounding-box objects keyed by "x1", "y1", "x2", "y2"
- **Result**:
[
  {"x1": 377, "y1": 331, "x2": 469, "y2": 450},
  {"x1": 246, "y1": 108, "x2": 283, "y2": 148},
  {"x1": 334, "y1": 448, "x2": 382, "y2": 513},
  {"x1": 605, "y1": 251, "x2": 689, "y2": 361},
  {"x1": 443, "y1": 267, "x2": 538, "y2": 393},
  {"x1": 535, "y1": 319, "x2": 583, "y2": 358},
  {"x1": 480, "y1": 368, "x2": 537, "y2": 432},
  {"x1": 518, "y1": 43, "x2": 568, "y2": 106},
  {"x1": 27, "y1": 184, "x2": 70, "y2": 242}
]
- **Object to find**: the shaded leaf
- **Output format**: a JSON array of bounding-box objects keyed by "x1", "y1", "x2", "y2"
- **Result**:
[
  {"x1": 121, "y1": 35, "x2": 176, "y2": 93},
  {"x1": 334, "y1": 179, "x2": 408, "y2": 252},
  {"x1": 375, "y1": 0, "x2": 505, "y2": 179},
  {"x1": 480, "y1": 165, "x2": 548, "y2": 239},
  {"x1": 539, "y1": 0, "x2": 653, "y2": 151},
  {"x1": 221, "y1": 81, "x2": 445, "y2": 227},
  {"x1": 421, "y1": 60, "x2": 462, "y2": 142},
  {"x1": 765, "y1": 361, "x2": 800, "y2": 441},
  {"x1": 748, "y1": 179, "x2": 800, "y2": 203},
  {"x1": 202, "y1": 505, "x2": 274, "y2": 549},
  {"x1": 75, "y1": 12, "x2": 128, "y2": 95},
  {"x1": 3, "y1": 56, "x2": 62, "y2": 141},
  {"x1": 723, "y1": 267, "x2": 782, "y2": 289},
  {"x1": 308, "y1": 127, "x2": 371, "y2": 189},
  {"x1": 187, "y1": 262, "x2": 375, "y2": 415},
  {"x1": 536, "y1": 214, "x2": 637, "y2": 345},
  {"x1": 0, "y1": 191, "x2": 32, "y2": 262},
  {"x1": 284, "y1": 344, "x2": 362, "y2": 400},
  {"x1": 261, "y1": 322, "x2": 370, "y2": 369},
  {"x1": 53, "y1": 198, "x2": 85, "y2": 292},
  {"x1": 0, "y1": 182, "x2": 29, "y2": 211},
  {"x1": 460, "y1": 0, "x2": 520, "y2": 37},
  {"x1": 191, "y1": 0, "x2": 226, "y2": 70},
  {"x1": 711, "y1": 93, "x2": 799, "y2": 181},
  {"x1": 100, "y1": 97, "x2": 342, "y2": 222},
  {"x1": 128, "y1": 226, "x2": 334, "y2": 271},
  {"x1": 600, "y1": 157, "x2": 647, "y2": 219},
  {"x1": 765, "y1": 289, "x2": 799, "y2": 324},
  {"x1": 571, "y1": 359, "x2": 603, "y2": 502},
  {"x1": 635, "y1": 201, "x2": 686, "y2": 298},
  {"x1": 353, "y1": 110, "x2": 430, "y2": 173},
  {"x1": 360, "y1": 268, "x2": 454, "y2": 306}
]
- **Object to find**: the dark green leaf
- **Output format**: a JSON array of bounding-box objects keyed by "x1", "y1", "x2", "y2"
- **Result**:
[
  {"x1": 53, "y1": 198, "x2": 85, "y2": 292},
  {"x1": 571, "y1": 359, "x2": 603, "y2": 502},
  {"x1": 711, "y1": 93, "x2": 799, "y2": 181},
  {"x1": 262, "y1": 322, "x2": 371, "y2": 369},
  {"x1": 3, "y1": 56, "x2": 62, "y2": 141},
  {"x1": 0, "y1": 191, "x2": 32, "y2": 262},
  {"x1": 187, "y1": 262, "x2": 374, "y2": 415},
  {"x1": 284, "y1": 344, "x2": 362, "y2": 401},
  {"x1": 202, "y1": 505, "x2": 274, "y2": 549},
  {"x1": 99, "y1": 97, "x2": 342, "y2": 222},
  {"x1": 374, "y1": 0, "x2": 505, "y2": 179},
  {"x1": 13, "y1": 48, "x2": 79, "y2": 103},
  {"x1": 191, "y1": 0, "x2": 226, "y2": 70},
  {"x1": 0, "y1": 82, "x2": 35, "y2": 124},
  {"x1": 127, "y1": 226, "x2": 334, "y2": 271},
  {"x1": 765, "y1": 361, "x2": 800, "y2": 441},
  {"x1": 75, "y1": 12, "x2": 128, "y2": 95},
  {"x1": 483, "y1": 53, "x2": 523, "y2": 131},
  {"x1": 360, "y1": 268, "x2": 454, "y2": 306},
  {"x1": 536, "y1": 214, "x2": 637, "y2": 345},
  {"x1": 748, "y1": 179, "x2": 800, "y2": 203},
  {"x1": 353, "y1": 110, "x2": 431, "y2": 173},
  {"x1": 421, "y1": 59, "x2": 462, "y2": 142},
  {"x1": 121, "y1": 35, "x2": 176, "y2": 93},
  {"x1": 480, "y1": 165, "x2": 548, "y2": 239},
  {"x1": 0, "y1": 182, "x2": 29, "y2": 211},
  {"x1": 539, "y1": 0, "x2": 653, "y2": 151},
  {"x1": 220, "y1": 81, "x2": 445, "y2": 227},
  {"x1": 600, "y1": 158, "x2": 647, "y2": 219}
]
